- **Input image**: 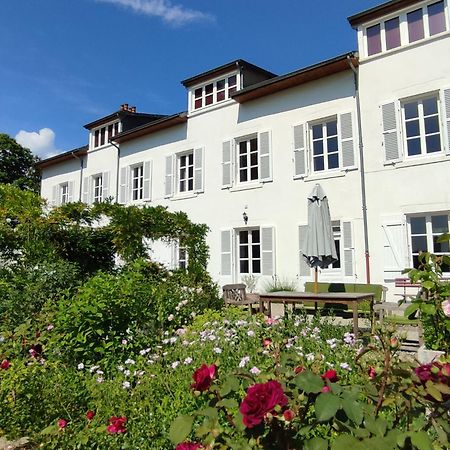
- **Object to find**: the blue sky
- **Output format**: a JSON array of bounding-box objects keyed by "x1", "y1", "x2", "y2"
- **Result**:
[{"x1": 0, "y1": 0, "x2": 381, "y2": 158}]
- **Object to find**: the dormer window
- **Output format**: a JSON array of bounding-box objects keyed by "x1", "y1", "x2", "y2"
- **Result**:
[
  {"x1": 191, "y1": 73, "x2": 239, "y2": 111},
  {"x1": 92, "y1": 121, "x2": 120, "y2": 149},
  {"x1": 364, "y1": 0, "x2": 447, "y2": 57}
]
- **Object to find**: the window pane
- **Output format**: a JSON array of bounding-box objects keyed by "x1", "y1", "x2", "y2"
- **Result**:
[
  {"x1": 411, "y1": 216, "x2": 426, "y2": 234},
  {"x1": 424, "y1": 116, "x2": 439, "y2": 134},
  {"x1": 252, "y1": 245, "x2": 260, "y2": 260},
  {"x1": 205, "y1": 84, "x2": 213, "y2": 94},
  {"x1": 326, "y1": 120, "x2": 337, "y2": 136},
  {"x1": 312, "y1": 124, "x2": 323, "y2": 139},
  {"x1": 428, "y1": 1, "x2": 446, "y2": 35},
  {"x1": 252, "y1": 229, "x2": 260, "y2": 242},
  {"x1": 412, "y1": 235, "x2": 428, "y2": 253},
  {"x1": 250, "y1": 138, "x2": 258, "y2": 151},
  {"x1": 406, "y1": 120, "x2": 420, "y2": 137},
  {"x1": 188, "y1": 179, "x2": 193, "y2": 191},
  {"x1": 425, "y1": 135, "x2": 441, "y2": 153},
  {"x1": 250, "y1": 167, "x2": 258, "y2": 180},
  {"x1": 431, "y1": 215, "x2": 448, "y2": 233},
  {"x1": 367, "y1": 24, "x2": 382, "y2": 55},
  {"x1": 413, "y1": 254, "x2": 420, "y2": 269},
  {"x1": 240, "y1": 260, "x2": 249, "y2": 273},
  {"x1": 228, "y1": 75, "x2": 237, "y2": 87},
  {"x1": 194, "y1": 99, "x2": 202, "y2": 109},
  {"x1": 407, "y1": 9, "x2": 424, "y2": 43},
  {"x1": 407, "y1": 138, "x2": 421, "y2": 156},
  {"x1": 314, "y1": 157, "x2": 325, "y2": 171},
  {"x1": 252, "y1": 260, "x2": 261, "y2": 274},
  {"x1": 385, "y1": 17, "x2": 401, "y2": 49},
  {"x1": 328, "y1": 153, "x2": 339, "y2": 169},
  {"x1": 404, "y1": 101, "x2": 418, "y2": 119},
  {"x1": 239, "y1": 142, "x2": 247, "y2": 154},
  {"x1": 250, "y1": 152, "x2": 258, "y2": 166},
  {"x1": 240, "y1": 246, "x2": 249, "y2": 258},
  {"x1": 434, "y1": 238, "x2": 449, "y2": 253},
  {"x1": 239, "y1": 155, "x2": 247, "y2": 167},
  {"x1": 217, "y1": 79, "x2": 225, "y2": 90},
  {"x1": 180, "y1": 180, "x2": 186, "y2": 192},
  {"x1": 240, "y1": 170, "x2": 248, "y2": 182},
  {"x1": 188, "y1": 166, "x2": 193, "y2": 178},
  {"x1": 217, "y1": 91, "x2": 225, "y2": 101},
  {"x1": 194, "y1": 88, "x2": 202, "y2": 98},
  {"x1": 205, "y1": 95, "x2": 213, "y2": 105},
  {"x1": 327, "y1": 137, "x2": 338, "y2": 152},
  {"x1": 239, "y1": 231, "x2": 248, "y2": 243},
  {"x1": 423, "y1": 97, "x2": 438, "y2": 115},
  {"x1": 313, "y1": 141, "x2": 323, "y2": 155}
]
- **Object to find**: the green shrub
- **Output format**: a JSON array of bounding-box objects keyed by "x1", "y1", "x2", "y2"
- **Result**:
[{"x1": 263, "y1": 275, "x2": 298, "y2": 292}]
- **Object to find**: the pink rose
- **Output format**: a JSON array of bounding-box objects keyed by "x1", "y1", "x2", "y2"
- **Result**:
[
  {"x1": 321, "y1": 385, "x2": 331, "y2": 393},
  {"x1": 107, "y1": 416, "x2": 127, "y2": 434},
  {"x1": 283, "y1": 409, "x2": 295, "y2": 421},
  {"x1": 239, "y1": 380, "x2": 288, "y2": 428},
  {"x1": 263, "y1": 338, "x2": 272, "y2": 347},
  {"x1": 368, "y1": 366, "x2": 376, "y2": 379},
  {"x1": 441, "y1": 298, "x2": 450, "y2": 317},
  {"x1": 58, "y1": 419, "x2": 67, "y2": 429},
  {"x1": 191, "y1": 364, "x2": 216, "y2": 392}
]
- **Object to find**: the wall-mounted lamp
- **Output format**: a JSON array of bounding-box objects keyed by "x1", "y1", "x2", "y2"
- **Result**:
[{"x1": 242, "y1": 212, "x2": 248, "y2": 225}]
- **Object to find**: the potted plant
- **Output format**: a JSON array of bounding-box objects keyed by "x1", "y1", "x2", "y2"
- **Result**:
[{"x1": 404, "y1": 234, "x2": 450, "y2": 362}]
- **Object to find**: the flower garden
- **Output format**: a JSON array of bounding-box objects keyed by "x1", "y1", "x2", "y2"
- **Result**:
[{"x1": 0, "y1": 185, "x2": 449, "y2": 449}]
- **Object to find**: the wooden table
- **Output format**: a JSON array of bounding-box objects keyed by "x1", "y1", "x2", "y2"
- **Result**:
[{"x1": 259, "y1": 291, "x2": 375, "y2": 339}]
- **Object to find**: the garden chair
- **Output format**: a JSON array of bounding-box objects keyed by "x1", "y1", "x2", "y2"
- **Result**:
[{"x1": 222, "y1": 283, "x2": 260, "y2": 314}]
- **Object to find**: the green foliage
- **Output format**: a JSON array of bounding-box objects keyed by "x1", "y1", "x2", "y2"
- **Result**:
[
  {"x1": 0, "y1": 133, "x2": 40, "y2": 192},
  {"x1": 404, "y1": 236, "x2": 450, "y2": 350},
  {"x1": 263, "y1": 275, "x2": 298, "y2": 292}
]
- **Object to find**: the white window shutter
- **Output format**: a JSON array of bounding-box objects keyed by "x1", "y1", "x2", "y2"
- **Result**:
[
  {"x1": 165, "y1": 155, "x2": 174, "y2": 198},
  {"x1": 222, "y1": 140, "x2": 232, "y2": 188},
  {"x1": 342, "y1": 221, "x2": 354, "y2": 277},
  {"x1": 119, "y1": 166, "x2": 128, "y2": 204},
  {"x1": 258, "y1": 131, "x2": 272, "y2": 182},
  {"x1": 293, "y1": 124, "x2": 307, "y2": 178},
  {"x1": 381, "y1": 102, "x2": 401, "y2": 162},
  {"x1": 143, "y1": 160, "x2": 152, "y2": 201},
  {"x1": 382, "y1": 220, "x2": 408, "y2": 278},
  {"x1": 441, "y1": 88, "x2": 450, "y2": 155},
  {"x1": 67, "y1": 181, "x2": 74, "y2": 203},
  {"x1": 52, "y1": 185, "x2": 59, "y2": 206},
  {"x1": 194, "y1": 147, "x2": 204, "y2": 192},
  {"x1": 102, "y1": 172, "x2": 110, "y2": 201},
  {"x1": 298, "y1": 225, "x2": 311, "y2": 276},
  {"x1": 261, "y1": 226, "x2": 275, "y2": 276},
  {"x1": 221, "y1": 230, "x2": 232, "y2": 276},
  {"x1": 339, "y1": 112, "x2": 355, "y2": 168}
]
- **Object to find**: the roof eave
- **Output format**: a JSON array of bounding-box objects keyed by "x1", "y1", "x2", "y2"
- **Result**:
[
  {"x1": 232, "y1": 52, "x2": 358, "y2": 104},
  {"x1": 35, "y1": 146, "x2": 88, "y2": 170}
]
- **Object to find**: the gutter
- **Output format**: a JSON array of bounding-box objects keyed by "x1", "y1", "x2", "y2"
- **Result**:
[{"x1": 347, "y1": 55, "x2": 371, "y2": 284}]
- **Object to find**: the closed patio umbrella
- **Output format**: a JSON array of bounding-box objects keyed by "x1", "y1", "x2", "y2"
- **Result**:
[{"x1": 301, "y1": 183, "x2": 337, "y2": 293}]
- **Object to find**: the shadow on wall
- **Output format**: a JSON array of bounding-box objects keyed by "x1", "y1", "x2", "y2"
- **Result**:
[
  {"x1": 237, "y1": 72, "x2": 355, "y2": 124},
  {"x1": 120, "y1": 123, "x2": 188, "y2": 158}
]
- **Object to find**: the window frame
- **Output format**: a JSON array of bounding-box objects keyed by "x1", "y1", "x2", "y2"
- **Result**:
[
  {"x1": 131, "y1": 164, "x2": 144, "y2": 201},
  {"x1": 190, "y1": 71, "x2": 240, "y2": 112},
  {"x1": 177, "y1": 150, "x2": 195, "y2": 194},
  {"x1": 321, "y1": 221, "x2": 342, "y2": 273},
  {"x1": 60, "y1": 183, "x2": 69, "y2": 205},
  {"x1": 400, "y1": 93, "x2": 443, "y2": 159},
  {"x1": 237, "y1": 227, "x2": 262, "y2": 276},
  {"x1": 363, "y1": 0, "x2": 448, "y2": 57},
  {"x1": 92, "y1": 174, "x2": 103, "y2": 203},
  {"x1": 178, "y1": 246, "x2": 188, "y2": 270},
  {"x1": 236, "y1": 134, "x2": 259, "y2": 184},
  {"x1": 309, "y1": 116, "x2": 340, "y2": 173},
  {"x1": 407, "y1": 212, "x2": 450, "y2": 271},
  {"x1": 91, "y1": 121, "x2": 121, "y2": 149}
]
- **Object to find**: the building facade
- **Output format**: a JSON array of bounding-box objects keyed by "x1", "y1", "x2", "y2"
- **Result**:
[{"x1": 38, "y1": 0, "x2": 450, "y2": 300}]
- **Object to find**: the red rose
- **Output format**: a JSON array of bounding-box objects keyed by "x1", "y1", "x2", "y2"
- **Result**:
[
  {"x1": 58, "y1": 419, "x2": 67, "y2": 429},
  {"x1": 191, "y1": 364, "x2": 216, "y2": 392},
  {"x1": 86, "y1": 410, "x2": 95, "y2": 420},
  {"x1": 414, "y1": 362, "x2": 450, "y2": 402},
  {"x1": 175, "y1": 443, "x2": 203, "y2": 450},
  {"x1": 283, "y1": 409, "x2": 295, "y2": 421},
  {"x1": 368, "y1": 366, "x2": 376, "y2": 379},
  {"x1": 321, "y1": 370, "x2": 339, "y2": 383},
  {"x1": 239, "y1": 380, "x2": 288, "y2": 428},
  {"x1": 107, "y1": 416, "x2": 127, "y2": 434},
  {"x1": 415, "y1": 363, "x2": 433, "y2": 383},
  {"x1": 294, "y1": 366, "x2": 304, "y2": 375},
  {"x1": 1, "y1": 360, "x2": 10, "y2": 370},
  {"x1": 321, "y1": 385, "x2": 331, "y2": 393}
]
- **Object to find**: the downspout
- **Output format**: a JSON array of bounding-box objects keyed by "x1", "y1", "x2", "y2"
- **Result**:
[
  {"x1": 109, "y1": 140, "x2": 121, "y2": 204},
  {"x1": 347, "y1": 55, "x2": 371, "y2": 284},
  {"x1": 71, "y1": 152, "x2": 84, "y2": 202}
]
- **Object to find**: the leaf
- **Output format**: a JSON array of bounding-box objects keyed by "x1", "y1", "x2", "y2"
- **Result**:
[
  {"x1": 295, "y1": 371, "x2": 324, "y2": 394},
  {"x1": 216, "y1": 398, "x2": 238, "y2": 410},
  {"x1": 315, "y1": 393, "x2": 340, "y2": 421},
  {"x1": 169, "y1": 414, "x2": 194, "y2": 445},
  {"x1": 404, "y1": 303, "x2": 420, "y2": 318},
  {"x1": 364, "y1": 417, "x2": 387, "y2": 437},
  {"x1": 422, "y1": 281, "x2": 435, "y2": 290},
  {"x1": 409, "y1": 431, "x2": 433, "y2": 450},
  {"x1": 421, "y1": 303, "x2": 436, "y2": 315},
  {"x1": 219, "y1": 375, "x2": 240, "y2": 396},
  {"x1": 425, "y1": 382, "x2": 442, "y2": 402},
  {"x1": 342, "y1": 395, "x2": 363, "y2": 425},
  {"x1": 331, "y1": 434, "x2": 360, "y2": 450},
  {"x1": 40, "y1": 424, "x2": 58, "y2": 435},
  {"x1": 198, "y1": 406, "x2": 219, "y2": 420},
  {"x1": 304, "y1": 436, "x2": 328, "y2": 450}
]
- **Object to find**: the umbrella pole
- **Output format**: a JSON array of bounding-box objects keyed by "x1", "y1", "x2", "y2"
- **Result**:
[{"x1": 314, "y1": 267, "x2": 318, "y2": 294}]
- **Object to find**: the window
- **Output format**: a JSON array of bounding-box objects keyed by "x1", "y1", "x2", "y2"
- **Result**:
[
  {"x1": 409, "y1": 213, "x2": 449, "y2": 271},
  {"x1": 311, "y1": 119, "x2": 339, "y2": 172},
  {"x1": 93, "y1": 175, "x2": 103, "y2": 203},
  {"x1": 131, "y1": 165, "x2": 144, "y2": 201},
  {"x1": 238, "y1": 137, "x2": 259, "y2": 183},
  {"x1": 238, "y1": 229, "x2": 261, "y2": 275},
  {"x1": 178, "y1": 152, "x2": 194, "y2": 193},
  {"x1": 365, "y1": 1, "x2": 447, "y2": 57},
  {"x1": 178, "y1": 246, "x2": 188, "y2": 269},
  {"x1": 60, "y1": 183, "x2": 69, "y2": 205},
  {"x1": 323, "y1": 222, "x2": 342, "y2": 270},
  {"x1": 402, "y1": 95, "x2": 441, "y2": 157},
  {"x1": 92, "y1": 121, "x2": 120, "y2": 149},
  {"x1": 192, "y1": 74, "x2": 239, "y2": 111}
]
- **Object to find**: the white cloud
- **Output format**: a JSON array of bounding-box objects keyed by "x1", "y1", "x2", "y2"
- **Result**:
[
  {"x1": 15, "y1": 128, "x2": 59, "y2": 158},
  {"x1": 96, "y1": 0, "x2": 213, "y2": 26}
]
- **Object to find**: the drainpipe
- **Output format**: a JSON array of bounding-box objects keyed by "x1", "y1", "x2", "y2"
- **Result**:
[
  {"x1": 347, "y1": 55, "x2": 371, "y2": 284},
  {"x1": 71, "y1": 152, "x2": 84, "y2": 202},
  {"x1": 109, "y1": 140, "x2": 121, "y2": 203}
]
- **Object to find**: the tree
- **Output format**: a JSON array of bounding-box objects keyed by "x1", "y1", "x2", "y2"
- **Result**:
[{"x1": 0, "y1": 133, "x2": 40, "y2": 192}]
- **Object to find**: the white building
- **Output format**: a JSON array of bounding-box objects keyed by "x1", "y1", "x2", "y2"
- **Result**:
[{"x1": 38, "y1": 0, "x2": 450, "y2": 299}]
